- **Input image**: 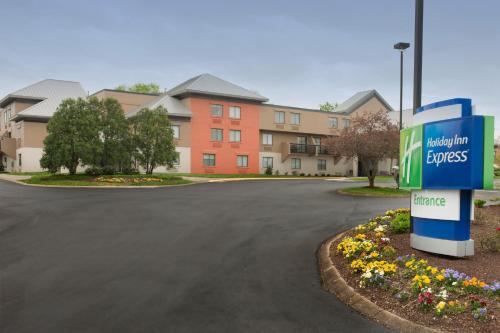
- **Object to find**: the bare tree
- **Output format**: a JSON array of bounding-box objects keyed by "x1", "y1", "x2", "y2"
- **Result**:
[{"x1": 326, "y1": 110, "x2": 399, "y2": 188}]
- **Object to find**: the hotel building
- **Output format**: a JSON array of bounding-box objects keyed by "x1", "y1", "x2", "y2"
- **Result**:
[{"x1": 0, "y1": 74, "x2": 394, "y2": 176}]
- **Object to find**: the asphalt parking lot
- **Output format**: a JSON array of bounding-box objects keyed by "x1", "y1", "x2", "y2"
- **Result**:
[{"x1": 0, "y1": 179, "x2": 409, "y2": 332}]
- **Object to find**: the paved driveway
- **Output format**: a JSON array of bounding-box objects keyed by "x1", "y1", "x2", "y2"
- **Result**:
[{"x1": 0, "y1": 180, "x2": 408, "y2": 332}]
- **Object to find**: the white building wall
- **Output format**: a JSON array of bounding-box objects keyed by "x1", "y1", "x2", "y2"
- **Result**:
[
  {"x1": 259, "y1": 152, "x2": 353, "y2": 176},
  {"x1": 151, "y1": 146, "x2": 191, "y2": 174},
  {"x1": 16, "y1": 147, "x2": 44, "y2": 172}
]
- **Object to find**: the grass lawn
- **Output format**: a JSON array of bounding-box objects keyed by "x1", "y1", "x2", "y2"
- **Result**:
[
  {"x1": 22, "y1": 174, "x2": 191, "y2": 186},
  {"x1": 349, "y1": 175, "x2": 396, "y2": 183},
  {"x1": 338, "y1": 186, "x2": 410, "y2": 197}
]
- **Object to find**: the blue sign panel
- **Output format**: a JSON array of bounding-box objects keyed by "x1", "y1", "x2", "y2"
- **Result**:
[{"x1": 422, "y1": 116, "x2": 484, "y2": 189}]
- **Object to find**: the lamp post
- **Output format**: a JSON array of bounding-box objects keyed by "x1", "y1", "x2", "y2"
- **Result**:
[{"x1": 394, "y1": 42, "x2": 410, "y2": 130}]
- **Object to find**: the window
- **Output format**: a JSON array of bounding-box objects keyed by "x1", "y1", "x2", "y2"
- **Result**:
[
  {"x1": 171, "y1": 125, "x2": 180, "y2": 139},
  {"x1": 343, "y1": 119, "x2": 351, "y2": 128},
  {"x1": 229, "y1": 106, "x2": 241, "y2": 119},
  {"x1": 291, "y1": 158, "x2": 301, "y2": 169},
  {"x1": 211, "y1": 128, "x2": 223, "y2": 141},
  {"x1": 318, "y1": 159, "x2": 326, "y2": 170},
  {"x1": 18, "y1": 153, "x2": 22, "y2": 167},
  {"x1": 297, "y1": 136, "x2": 307, "y2": 145},
  {"x1": 211, "y1": 104, "x2": 223, "y2": 117},
  {"x1": 274, "y1": 111, "x2": 285, "y2": 123},
  {"x1": 291, "y1": 112, "x2": 300, "y2": 125},
  {"x1": 229, "y1": 130, "x2": 241, "y2": 142},
  {"x1": 173, "y1": 152, "x2": 180, "y2": 165},
  {"x1": 237, "y1": 155, "x2": 248, "y2": 167},
  {"x1": 262, "y1": 133, "x2": 273, "y2": 145},
  {"x1": 262, "y1": 157, "x2": 273, "y2": 169},
  {"x1": 203, "y1": 154, "x2": 216, "y2": 166},
  {"x1": 328, "y1": 117, "x2": 338, "y2": 128}
]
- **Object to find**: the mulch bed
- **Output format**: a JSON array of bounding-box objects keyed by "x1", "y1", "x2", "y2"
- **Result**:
[{"x1": 329, "y1": 206, "x2": 499, "y2": 333}]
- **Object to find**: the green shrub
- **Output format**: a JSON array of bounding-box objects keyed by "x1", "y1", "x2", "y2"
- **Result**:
[
  {"x1": 474, "y1": 199, "x2": 486, "y2": 208},
  {"x1": 265, "y1": 166, "x2": 273, "y2": 175},
  {"x1": 102, "y1": 166, "x2": 115, "y2": 175},
  {"x1": 85, "y1": 166, "x2": 102, "y2": 176},
  {"x1": 121, "y1": 167, "x2": 139, "y2": 175},
  {"x1": 274, "y1": 169, "x2": 280, "y2": 176},
  {"x1": 390, "y1": 213, "x2": 410, "y2": 233},
  {"x1": 494, "y1": 168, "x2": 500, "y2": 176}
]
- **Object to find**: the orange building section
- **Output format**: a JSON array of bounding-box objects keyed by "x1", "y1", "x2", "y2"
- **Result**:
[{"x1": 188, "y1": 97, "x2": 261, "y2": 174}]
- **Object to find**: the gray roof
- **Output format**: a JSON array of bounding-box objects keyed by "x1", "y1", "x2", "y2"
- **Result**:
[
  {"x1": 1, "y1": 79, "x2": 86, "y2": 120},
  {"x1": 168, "y1": 73, "x2": 268, "y2": 102},
  {"x1": 127, "y1": 94, "x2": 192, "y2": 118},
  {"x1": 333, "y1": 90, "x2": 393, "y2": 114}
]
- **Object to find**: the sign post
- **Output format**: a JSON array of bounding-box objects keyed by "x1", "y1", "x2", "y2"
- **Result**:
[{"x1": 399, "y1": 98, "x2": 494, "y2": 257}]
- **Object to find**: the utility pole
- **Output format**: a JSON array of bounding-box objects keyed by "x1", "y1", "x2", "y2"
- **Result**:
[{"x1": 413, "y1": 0, "x2": 424, "y2": 114}]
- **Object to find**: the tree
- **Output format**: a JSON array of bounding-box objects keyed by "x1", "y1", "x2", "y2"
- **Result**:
[
  {"x1": 319, "y1": 102, "x2": 338, "y2": 112},
  {"x1": 326, "y1": 110, "x2": 399, "y2": 188},
  {"x1": 129, "y1": 106, "x2": 176, "y2": 174},
  {"x1": 40, "y1": 98, "x2": 102, "y2": 174},
  {"x1": 115, "y1": 83, "x2": 160, "y2": 94},
  {"x1": 98, "y1": 97, "x2": 131, "y2": 170}
]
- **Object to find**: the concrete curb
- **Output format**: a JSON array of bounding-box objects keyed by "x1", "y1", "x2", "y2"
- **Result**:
[{"x1": 317, "y1": 232, "x2": 442, "y2": 333}]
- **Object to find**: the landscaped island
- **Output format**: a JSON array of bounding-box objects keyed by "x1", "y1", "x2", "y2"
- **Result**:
[
  {"x1": 22, "y1": 173, "x2": 191, "y2": 187},
  {"x1": 329, "y1": 206, "x2": 499, "y2": 332}
]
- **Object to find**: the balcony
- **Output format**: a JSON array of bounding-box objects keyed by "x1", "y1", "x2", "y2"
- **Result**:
[
  {"x1": 281, "y1": 143, "x2": 329, "y2": 162},
  {"x1": 289, "y1": 143, "x2": 329, "y2": 155}
]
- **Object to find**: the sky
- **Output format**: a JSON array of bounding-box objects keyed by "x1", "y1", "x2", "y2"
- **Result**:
[{"x1": 1, "y1": 0, "x2": 499, "y2": 135}]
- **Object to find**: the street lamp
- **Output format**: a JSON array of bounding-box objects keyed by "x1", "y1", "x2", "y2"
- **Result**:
[{"x1": 394, "y1": 42, "x2": 410, "y2": 130}]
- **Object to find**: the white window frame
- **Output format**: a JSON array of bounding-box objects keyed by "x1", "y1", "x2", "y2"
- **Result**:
[
  {"x1": 262, "y1": 133, "x2": 273, "y2": 145},
  {"x1": 291, "y1": 112, "x2": 300, "y2": 125},
  {"x1": 262, "y1": 157, "x2": 273, "y2": 169},
  {"x1": 291, "y1": 158, "x2": 301, "y2": 169},
  {"x1": 328, "y1": 117, "x2": 338, "y2": 128},
  {"x1": 237, "y1": 155, "x2": 248, "y2": 167},
  {"x1": 229, "y1": 130, "x2": 241, "y2": 142},
  {"x1": 211, "y1": 104, "x2": 223, "y2": 117},
  {"x1": 171, "y1": 125, "x2": 180, "y2": 139},
  {"x1": 229, "y1": 106, "x2": 241, "y2": 119},
  {"x1": 203, "y1": 154, "x2": 216, "y2": 166},
  {"x1": 211, "y1": 128, "x2": 223, "y2": 141},
  {"x1": 274, "y1": 111, "x2": 285, "y2": 124},
  {"x1": 317, "y1": 159, "x2": 326, "y2": 170}
]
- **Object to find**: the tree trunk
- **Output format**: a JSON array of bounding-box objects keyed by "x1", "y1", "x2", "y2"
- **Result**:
[{"x1": 368, "y1": 174, "x2": 375, "y2": 188}]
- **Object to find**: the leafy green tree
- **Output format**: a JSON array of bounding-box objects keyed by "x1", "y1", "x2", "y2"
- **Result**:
[
  {"x1": 115, "y1": 83, "x2": 160, "y2": 94},
  {"x1": 129, "y1": 106, "x2": 176, "y2": 174},
  {"x1": 99, "y1": 97, "x2": 131, "y2": 170},
  {"x1": 40, "y1": 98, "x2": 102, "y2": 174},
  {"x1": 319, "y1": 102, "x2": 338, "y2": 112}
]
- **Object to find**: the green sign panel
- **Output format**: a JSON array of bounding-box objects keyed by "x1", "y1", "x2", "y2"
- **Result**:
[{"x1": 399, "y1": 124, "x2": 423, "y2": 189}]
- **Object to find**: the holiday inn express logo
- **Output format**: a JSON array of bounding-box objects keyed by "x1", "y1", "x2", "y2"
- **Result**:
[{"x1": 400, "y1": 124, "x2": 423, "y2": 189}]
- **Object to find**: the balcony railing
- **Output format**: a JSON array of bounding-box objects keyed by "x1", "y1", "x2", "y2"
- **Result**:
[{"x1": 289, "y1": 143, "x2": 329, "y2": 155}]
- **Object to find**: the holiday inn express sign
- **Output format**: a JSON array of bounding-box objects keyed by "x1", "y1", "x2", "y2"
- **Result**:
[{"x1": 399, "y1": 98, "x2": 494, "y2": 257}]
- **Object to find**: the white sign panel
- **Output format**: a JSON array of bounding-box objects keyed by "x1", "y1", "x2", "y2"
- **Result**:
[{"x1": 411, "y1": 189, "x2": 460, "y2": 221}]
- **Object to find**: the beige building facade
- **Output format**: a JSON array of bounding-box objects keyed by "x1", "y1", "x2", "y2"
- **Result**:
[{"x1": 1, "y1": 76, "x2": 395, "y2": 175}]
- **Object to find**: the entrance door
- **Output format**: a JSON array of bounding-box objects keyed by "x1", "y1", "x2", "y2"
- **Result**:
[{"x1": 358, "y1": 160, "x2": 366, "y2": 176}]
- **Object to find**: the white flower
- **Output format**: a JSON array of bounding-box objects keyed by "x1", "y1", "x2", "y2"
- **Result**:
[{"x1": 452, "y1": 282, "x2": 457, "y2": 286}]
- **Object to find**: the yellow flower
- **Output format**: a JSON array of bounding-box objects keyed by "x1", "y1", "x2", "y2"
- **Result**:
[
  {"x1": 436, "y1": 274, "x2": 445, "y2": 282},
  {"x1": 355, "y1": 233, "x2": 366, "y2": 240},
  {"x1": 370, "y1": 251, "x2": 379, "y2": 258},
  {"x1": 436, "y1": 301, "x2": 446, "y2": 310}
]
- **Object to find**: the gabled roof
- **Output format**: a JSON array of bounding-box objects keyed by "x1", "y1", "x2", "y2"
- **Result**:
[
  {"x1": 127, "y1": 94, "x2": 192, "y2": 118},
  {"x1": 167, "y1": 73, "x2": 268, "y2": 102},
  {"x1": 2, "y1": 79, "x2": 86, "y2": 120},
  {"x1": 333, "y1": 90, "x2": 393, "y2": 114}
]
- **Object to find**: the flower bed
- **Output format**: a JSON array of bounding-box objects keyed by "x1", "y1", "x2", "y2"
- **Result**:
[
  {"x1": 331, "y1": 208, "x2": 499, "y2": 332},
  {"x1": 95, "y1": 176, "x2": 163, "y2": 184}
]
